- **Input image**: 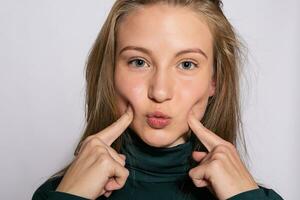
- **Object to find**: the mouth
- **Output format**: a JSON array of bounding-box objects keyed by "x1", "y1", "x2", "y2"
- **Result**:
[{"x1": 146, "y1": 111, "x2": 171, "y2": 129}]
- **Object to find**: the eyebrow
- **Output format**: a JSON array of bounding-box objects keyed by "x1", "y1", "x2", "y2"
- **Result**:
[{"x1": 118, "y1": 45, "x2": 208, "y2": 59}]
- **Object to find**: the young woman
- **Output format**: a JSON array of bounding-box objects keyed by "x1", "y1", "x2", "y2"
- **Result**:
[{"x1": 32, "y1": 0, "x2": 284, "y2": 199}]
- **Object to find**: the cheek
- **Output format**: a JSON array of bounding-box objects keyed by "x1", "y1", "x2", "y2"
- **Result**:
[
  {"x1": 115, "y1": 71, "x2": 146, "y2": 115},
  {"x1": 191, "y1": 98, "x2": 209, "y2": 121},
  {"x1": 179, "y1": 80, "x2": 211, "y2": 120}
]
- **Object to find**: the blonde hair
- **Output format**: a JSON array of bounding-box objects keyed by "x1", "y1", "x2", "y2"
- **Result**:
[{"x1": 50, "y1": 0, "x2": 254, "y2": 187}]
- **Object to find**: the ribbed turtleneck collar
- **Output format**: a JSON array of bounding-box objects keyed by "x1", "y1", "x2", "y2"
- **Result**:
[{"x1": 120, "y1": 128, "x2": 196, "y2": 183}]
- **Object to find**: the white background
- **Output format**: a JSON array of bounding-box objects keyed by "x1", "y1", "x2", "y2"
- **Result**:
[{"x1": 0, "y1": 0, "x2": 299, "y2": 199}]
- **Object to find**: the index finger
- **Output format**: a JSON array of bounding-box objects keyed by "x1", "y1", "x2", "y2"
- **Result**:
[
  {"x1": 187, "y1": 110, "x2": 225, "y2": 152},
  {"x1": 96, "y1": 106, "x2": 133, "y2": 146}
]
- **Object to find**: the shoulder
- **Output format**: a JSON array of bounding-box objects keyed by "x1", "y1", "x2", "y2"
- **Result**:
[
  {"x1": 32, "y1": 176, "x2": 63, "y2": 199},
  {"x1": 258, "y1": 185, "x2": 284, "y2": 199},
  {"x1": 227, "y1": 185, "x2": 284, "y2": 200},
  {"x1": 32, "y1": 176, "x2": 91, "y2": 200}
]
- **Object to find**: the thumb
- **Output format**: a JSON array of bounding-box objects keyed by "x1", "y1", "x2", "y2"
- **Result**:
[{"x1": 105, "y1": 178, "x2": 123, "y2": 191}]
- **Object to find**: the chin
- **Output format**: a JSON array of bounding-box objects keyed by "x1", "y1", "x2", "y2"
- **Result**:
[
  {"x1": 142, "y1": 130, "x2": 174, "y2": 148},
  {"x1": 129, "y1": 123, "x2": 187, "y2": 148}
]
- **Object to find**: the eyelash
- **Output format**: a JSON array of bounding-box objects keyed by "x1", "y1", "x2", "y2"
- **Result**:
[{"x1": 127, "y1": 58, "x2": 199, "y2": 70}]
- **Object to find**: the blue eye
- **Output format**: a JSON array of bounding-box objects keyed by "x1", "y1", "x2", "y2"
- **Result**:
[
  {"x1": 127, "y1": 59, "x2": 198, "y2": 70},
  {"x1": 179, "y1": 61, "x2": 198, "y2": 70},
  {"x1": 128, "y1": 59, "x2": 148, "y2": 68}
]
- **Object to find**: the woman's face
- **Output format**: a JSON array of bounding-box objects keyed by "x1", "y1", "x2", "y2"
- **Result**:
[{"x1": 114, "y1": 4, "x2": 215, "y2": 148}]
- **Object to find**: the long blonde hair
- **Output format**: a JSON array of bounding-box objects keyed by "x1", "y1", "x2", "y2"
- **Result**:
[{"x1": 50, "y1": 0, "x2": 251, "y2": 184}]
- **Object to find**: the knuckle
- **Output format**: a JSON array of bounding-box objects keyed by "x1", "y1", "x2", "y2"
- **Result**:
[
  {"x1": 188, "y1": 169, "x2": 194, "y2": 177},
  {"x1": 120, "y1": 159, "x2": 126, "y2": 167},
  {"x1": 211, "y1": 152, "x2": 226, "y2": 161},
  {"x1": 215, "y1": 144, "x2": 229, "y2": 153},
  {"x1": 225, "y1": 141, "x2": 234, "y2": 148},
  {"x1": 193, "y1": 179, "x2": 202, "y2": 187},
  {"x1": 209, "y1": 159, "x2": 222, "y2": 171},
  {"x1": 124, "y1": 168, "x2": 129, "y2": 177},
  {"x1": 117, "y1": 169, "x2": 129, "y2": 187},
  {"x1": 226, "y1": 142, "x2": 237, "y2": 153},
  {"x1": 82, "y1": 135, "x2": 93, "y2": 145},
  {"x1": 188, "y1": 168, "x2": 196, "y2": 178},
  {"x1": 96, "y1": 153, "x2": 112, "y2": 165},
  {"x1": 88, "y1": 137, "x2": 102, "y2": 147},
  {"x1": 108, "y1": 146, "x2": 118, "y2": 155},
  {"x1": 213, "y1": 142, "x2": 237, "y2": 157},
  {"x1": 92, "y1": 146, "x2": 108, "y2": 156},
  {"x1": 85, "y1": 135, "x2": 94, "y2": 141}
]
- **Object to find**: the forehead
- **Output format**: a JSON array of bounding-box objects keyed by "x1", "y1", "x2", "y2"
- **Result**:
[{"x1": 116, "y1": 4, "x2": 213, "y2": 56}]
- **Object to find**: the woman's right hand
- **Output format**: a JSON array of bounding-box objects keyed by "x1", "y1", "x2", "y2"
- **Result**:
[{"x1": 55, "y1": 106, "x2": 133, "y2": 200}]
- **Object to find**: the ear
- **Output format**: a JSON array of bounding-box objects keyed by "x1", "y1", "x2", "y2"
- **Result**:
[{"x1": 209, "y1": 78, "x2": 216, "y2": 97}]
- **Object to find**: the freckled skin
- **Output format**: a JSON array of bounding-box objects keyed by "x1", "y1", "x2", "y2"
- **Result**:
[{"x1": 114, "y1": 4, "x2": 215, "y2": 148}]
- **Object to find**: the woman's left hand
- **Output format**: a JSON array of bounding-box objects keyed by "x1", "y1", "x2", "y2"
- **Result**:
[{"x1": 187, "y1": 111, "x2": 259, "y2": 200}]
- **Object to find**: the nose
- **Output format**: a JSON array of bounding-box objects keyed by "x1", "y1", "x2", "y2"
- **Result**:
[{"x1": 148, "y1": 68, "x2": 174, "y2": 103}]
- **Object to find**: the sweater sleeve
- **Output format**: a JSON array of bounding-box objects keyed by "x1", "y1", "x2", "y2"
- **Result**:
[
  {"x1": 227, "y1": 186, "x2": 284, "y2": 200},
  {"x1": 32, "y1": 176, "x2": 90, "y2": 200}
]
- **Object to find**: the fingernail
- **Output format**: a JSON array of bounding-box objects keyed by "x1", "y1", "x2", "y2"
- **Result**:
[
  {"x1": 126, "y1": 105, "x2": 132, "y2": 113},
  {"x1": 190, "y1": 110, "x2": 195, "y2": 116},
  {"x1": 188, "y1": 111, "x2": 194, "y2": 120}
]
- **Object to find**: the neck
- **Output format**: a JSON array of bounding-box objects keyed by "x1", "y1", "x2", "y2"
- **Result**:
[{"x1": 120, "y1": 128, "x2": 196, "y2": 182}]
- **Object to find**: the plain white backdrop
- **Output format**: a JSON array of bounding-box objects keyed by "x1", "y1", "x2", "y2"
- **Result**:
[{"x1": 0, "y1": 0, "x2": 299, "y2": 199}]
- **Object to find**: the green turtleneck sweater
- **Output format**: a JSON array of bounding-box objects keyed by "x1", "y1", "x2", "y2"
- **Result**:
[{"x1": 32, "y1": 129, "x2": 284, "y2": 200}]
